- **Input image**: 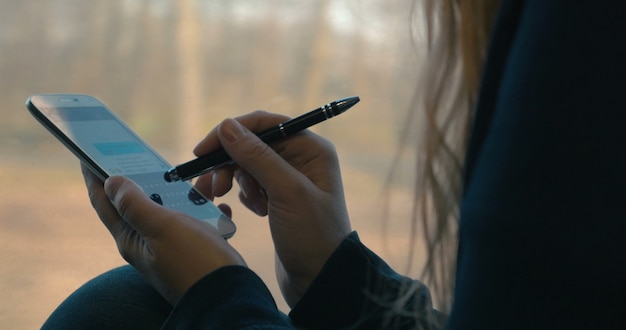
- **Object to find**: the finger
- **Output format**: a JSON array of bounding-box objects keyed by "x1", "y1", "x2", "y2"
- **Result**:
[
  {"x1": 80, "y1": 163, "x2": 128, "y2": 238},
  {"x1": 194, "y1": 172, "x2": 215, "y2": 200},
  {"x1": 235, "y1": 169, "x2": 268, "y2": 216},
  {"x1": 238, "y1": 190, "x2": 269, "y2": 217},
  {"x1": 217, "y1": 203, "x2": 232, "y2": 218},
  {"x1": 193, "y1": 111, "x2": 290, "y2": 156},
  {"x1": 212, "y1": 166, "x2": 236, "y2": 197},
  {"x1": 217, "y1": 118, "x2": 307, "y2": 197},
  {"x1": 103, "y1": 176, "x2": 168, "y2": 237},
  {"x1": 81, "y1": 162, "x2": 104, "y2": 201},
  {"x1": 194, "y1": 164, "x2": 236, "y2": 199}
]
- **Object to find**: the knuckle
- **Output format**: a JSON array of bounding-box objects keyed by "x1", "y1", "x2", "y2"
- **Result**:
[
  {"x1": 244, "y1": 110, "x2": 291, "y2": 128},
  {"x1": 250, "y1": 109, "x2": 270, "y2": 117},
  {"x1": 115, "y1": 231, "x2": 133, "y2": 262},
  {"x1": 114, "y1": 224, "x2": 141, "y2": 264},
  {"x1": 114, "y1": 192, "x2": 135, "y2": 220},
  {"x1": 244, "y1": 137, "x2": 275, "y2": 160},
  {"x1": 317, "y1": 135, "x2": 338, "y2": 155}
]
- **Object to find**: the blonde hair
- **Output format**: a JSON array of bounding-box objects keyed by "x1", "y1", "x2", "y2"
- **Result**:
[{"x1": 387, "y1": 0, "x2": 500, "y2": 315}]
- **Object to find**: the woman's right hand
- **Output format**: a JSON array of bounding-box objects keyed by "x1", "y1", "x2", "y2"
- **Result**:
[{"x1": 193, "y1": 111, "x2": 352, "y2": 307}]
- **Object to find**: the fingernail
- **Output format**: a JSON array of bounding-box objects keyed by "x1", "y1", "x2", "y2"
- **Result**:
[
  {"x1": 236, "y1": 173, "x2": 249, "y2": 199},
  {"x1": 253, "y1": 200, "x2": 267, "y2": 216},
  {"x1": 211, "y1": 171, "x2": 219, "y2": 195},
  {"x1": 221, "y1": 118, "x2": 246, "y2": 143},
  {"x1": 259, "y1": 188, "x2": 267, "y2": 199}
]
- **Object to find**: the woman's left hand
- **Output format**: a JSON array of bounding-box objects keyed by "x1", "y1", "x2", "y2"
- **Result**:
[{"x1": 81, "y1": 163, "x2": 246, "y2": 305}]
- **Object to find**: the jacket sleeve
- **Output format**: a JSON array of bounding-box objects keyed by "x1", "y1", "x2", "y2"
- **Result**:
[
  {"x1": 289, "y1": 231, "x2": 443, "y2": 329},
  {"x1": 162, "y1": 265, "x2": 292, "y2": 330},
  {"x1": 162, "y1": 232, "x2": 441, "y2": 329}
]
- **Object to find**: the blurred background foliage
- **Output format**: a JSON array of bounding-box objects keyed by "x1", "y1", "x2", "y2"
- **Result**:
[
  {"x1": 0, "y1": 0, "x2": 425, "y2": 328},
  {"x1": 1, "y1": 0, "x2": 421, "y2": 164}
]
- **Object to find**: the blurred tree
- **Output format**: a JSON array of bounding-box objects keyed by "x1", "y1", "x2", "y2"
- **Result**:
[
  {"x1": 301, "y1": 0, "x2": 331, "y2": 108},
  {"x1": 175, "y1": 0, "x2": 205, "y2": 159}
]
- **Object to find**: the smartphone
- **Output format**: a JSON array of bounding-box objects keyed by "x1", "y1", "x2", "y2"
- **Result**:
[{"x1": 26, "y1": 93, "x2": 236, "y2": 239}]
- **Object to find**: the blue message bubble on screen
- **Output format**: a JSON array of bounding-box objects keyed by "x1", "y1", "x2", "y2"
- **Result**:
[{"x1": 94, "y1": 141, "x2": 146, "y2": 155}]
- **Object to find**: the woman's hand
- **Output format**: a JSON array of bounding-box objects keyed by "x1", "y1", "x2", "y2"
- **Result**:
[
  {"x1": 81, "y1": 164, "x2": 246, "y2": 305},
  {"x1": 193, "y1": 111, "x2": 352, "y2": 307}
]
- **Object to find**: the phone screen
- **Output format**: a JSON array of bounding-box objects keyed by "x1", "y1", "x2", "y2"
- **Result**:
[
  {"x1": 44, "y1": 106, "x2": 168, "y2": 175},
  {"x1": 32, "y1": 101, "x2": 235, "y2": 238}
]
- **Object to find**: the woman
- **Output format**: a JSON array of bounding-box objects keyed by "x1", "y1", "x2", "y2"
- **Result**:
[{"x1": 43, "y1": 1, "x2": 626, "y2": 329}]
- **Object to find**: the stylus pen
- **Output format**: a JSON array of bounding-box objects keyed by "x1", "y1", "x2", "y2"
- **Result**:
[{"x1": 164, "y1": 96, "x2": 360, "y2": 182}]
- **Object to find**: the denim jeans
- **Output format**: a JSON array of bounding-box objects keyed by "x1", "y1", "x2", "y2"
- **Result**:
[{"x1": 42, "y1": 265, "x2": 171, "y2": 330}]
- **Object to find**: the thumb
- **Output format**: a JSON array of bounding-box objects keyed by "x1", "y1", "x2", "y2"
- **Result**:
[
  {"x1": 104, "y1": 176, "x2": 165, "y2": 235},
  {"x1": 217, "y1": 118, "x2": 304, "y2": 195}
]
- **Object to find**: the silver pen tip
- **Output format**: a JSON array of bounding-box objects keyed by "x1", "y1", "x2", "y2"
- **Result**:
[
  {"x1": 337, "y1": 96, "x2": 359, "y2": 105},
  {"x1": 334, "y1": 96, "x2": 360, "y2": 113},
  {"x1": 164, "y1": 169, "x2": 180, "y2": 182}
]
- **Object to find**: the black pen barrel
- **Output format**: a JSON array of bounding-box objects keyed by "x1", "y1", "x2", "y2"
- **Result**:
[
  {"x1": 165, "y1": 96, "x2": 359, "y2": 182},
  {"x1": 174, "y1": 148, "x2": 231, "y2": 181}
]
